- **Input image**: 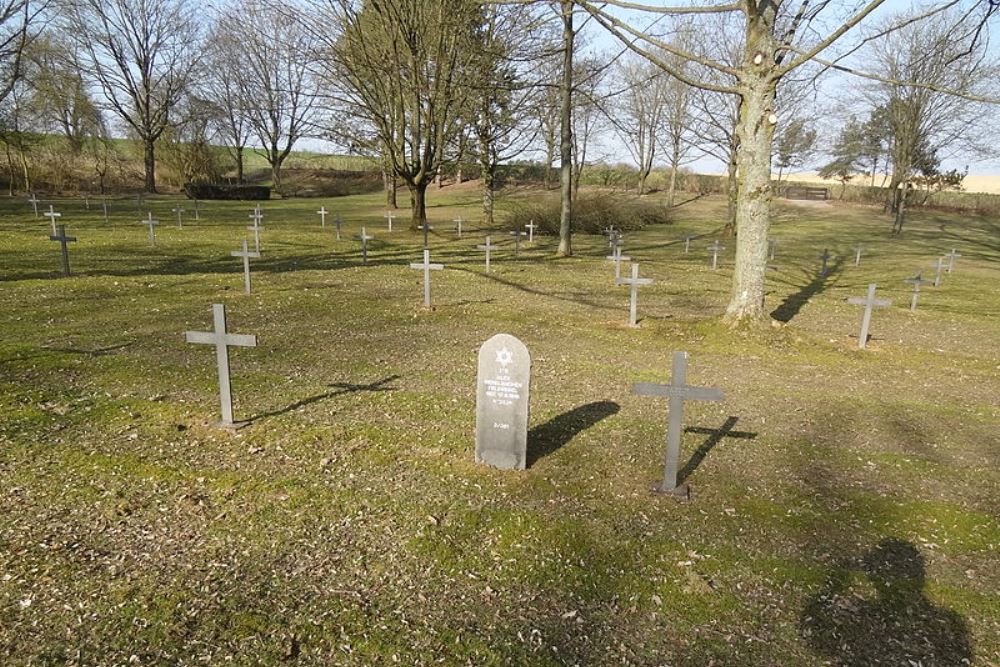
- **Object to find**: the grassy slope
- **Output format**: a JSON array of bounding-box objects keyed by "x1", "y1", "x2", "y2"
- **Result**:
[{"x1": 0, "y1": 189, "x2": 997, "y2": 666}]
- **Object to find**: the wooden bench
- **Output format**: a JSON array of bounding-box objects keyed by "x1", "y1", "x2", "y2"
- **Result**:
[{"x1": 782, "y1": 186, "x2": 829, "y2": 201}]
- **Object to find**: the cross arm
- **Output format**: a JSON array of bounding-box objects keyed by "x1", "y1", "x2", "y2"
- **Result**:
[{"x1": 226, "y1": 334, "x2": 258, "y2": 348}]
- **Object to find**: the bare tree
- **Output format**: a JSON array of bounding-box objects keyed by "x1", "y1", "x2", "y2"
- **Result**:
[
  {"x1": 613, "y1": 55, "x2": 667, "y2": 195},
  {"x1": 0, "y1": 0, "x2": 41, "y2": 107},
  {"x1": 201, "y1": 23, "x2": 251, "y2": 184},
  {"x1": 69, "y1": 0, "x2": 200, "y2": 193},
  {"x1": 217, "y1": 0, "x2": 318, "y2": 190}
]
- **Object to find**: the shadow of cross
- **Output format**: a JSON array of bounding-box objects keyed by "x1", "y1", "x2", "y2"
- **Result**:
[
  {"x1": 678, "y1": 416, "x2": 757, "y2": 484},
  {"x1": 250, "y1": 375, "x2": 400, "y2": 423}
]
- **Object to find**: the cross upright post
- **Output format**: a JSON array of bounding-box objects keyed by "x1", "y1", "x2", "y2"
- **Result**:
[
  {"x1": 847, "y1": 283, "x2": 891, "y2": 349},
  {"x1": 768, "y1": 238, "x2": 778, "y2": 261},
  {"x1": 334, "y1": 214, "x2": 342, "y2": 241},
  {"x1": 45, "y1": 206, "x2": 62, "y2": 234},
  {"x1": 606, "y1": 244, "x2": 632, "y2": 280},
  {"x1": 184, "y1": 303, "x2": 258, "y2": 428},
  {"x1": 604, "y1": 226, "x2": 617, "y2": 249},
  {"x1": 707, "y1": 241, "x2": 724, "y2": 270},
  {"x1": 685, "y1": 235, "x2": 692, "y2": 254},
  {"x1": 933, "y1": 257, "x2": 945, "y2": 287},
  {"x1": 140, "y1": 212, "x2": 160, "y2": 246},
  {"x1": 819, "y1": 248, "x2": 833, "y2": 276},
  {"x1": 231, "y1": 239, "x2": 261, "y2": 294},
  {"x1": 453, "y1": 217, "x2": 464, "y2": 238},
  {"x1": 102, "y1": 197, "x2": 109, "y2": 223},
  {"x1": 525, "y1": 220, "x2": 538, "y2": 243},
  {"x1": 84, "y1": 196, "x2": 90, "y2": 210},
  {"x1": 317, "y1": 206, "x2": 327, "y2": 228},
  {"x1": 247, "y1": 210, "x2": 264, "y2": 253},
  {"x1": 904, "y1": 272, "x2": 930, "y2": 311},
  {"x1": 192, "y1": 199, "x2": 200, "y2": 220},
  {"x1": 356, "y1": 227, "x2": 374, "y2": 265},
  {"x1": 384, "y1": 211, "x2": 395, "y2": 232},
  {"x1": 477, "y1": 236, "x2": 495, "y2": 273},
  {"x1": 616, "y1": 263, "x2": 653, "y2": 327},
  {"x1": 945, "y1": 248, "x2": 961, "y2": 273},
  {"x1": 510, "y1": 228, "x2": 525, "y2": 258},
  {"x1": 27, "y1": 193, "x2": 39, "y2": 217},
  {"x1": 853, "y1": 244, "x2": 863, "y2": 267},
  {"x1": 633, "y1": 351, "x2": 725, "y2": 496},
  {"x1": 421, "y1": 219, "x2": 434, "y2": 248},
  {"x1": 172, "y1": 205, "x2": 184, "y2": 229},
  {"x1": 49, "y1": 224, "x2": 77, "y2": 277},
  {"x1": 409, "y1": 248, "x2": 444, "y2": 308}
]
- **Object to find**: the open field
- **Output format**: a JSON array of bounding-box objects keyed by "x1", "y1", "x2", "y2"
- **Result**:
[
  {"x1": 786, "y1": 171, "x2": 1000, "y2": 195},
  {"x1": 1, "y1": 189, "x2": 998, "y2": 665}
]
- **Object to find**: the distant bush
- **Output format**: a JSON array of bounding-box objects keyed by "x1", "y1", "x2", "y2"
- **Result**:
[
  {"x1": 183, "y1": 183, "x2": 270, "y2": 200},
  {"x1": 504, "y1": 193, "x2": 672, "y2": 235}
]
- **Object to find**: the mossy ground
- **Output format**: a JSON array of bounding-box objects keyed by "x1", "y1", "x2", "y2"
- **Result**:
[{"x1": 1, "y1": 188, "x2": 997, "y2": 665}]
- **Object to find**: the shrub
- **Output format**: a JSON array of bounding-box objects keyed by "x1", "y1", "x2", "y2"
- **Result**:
[
  {"x1": 504, "y1": 193, "x2": 672, "y2": 235},
  {"x1": 183, "y1": 183, "x2": 270, "y2": 200}
]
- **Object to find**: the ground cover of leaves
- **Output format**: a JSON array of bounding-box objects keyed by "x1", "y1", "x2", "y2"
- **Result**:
[{"x1": 1, "y1": 189, "x2": 997, "y2": 666}]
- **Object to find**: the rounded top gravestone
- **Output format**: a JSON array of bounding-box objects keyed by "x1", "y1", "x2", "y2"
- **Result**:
[{"x1": 475, "y1": 333, "x2": 531, "y2": 470}]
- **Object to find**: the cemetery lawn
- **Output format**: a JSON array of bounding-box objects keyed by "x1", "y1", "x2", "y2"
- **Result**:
[{"x1": 1, "y1": 190, "x2": 998, "y2": 666}]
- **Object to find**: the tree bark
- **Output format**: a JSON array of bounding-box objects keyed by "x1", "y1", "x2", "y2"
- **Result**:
[
  {"x1": 143, "y1": 138, "x2": 157, "y2": 193},
  {"x1": 724, "y1": 71, "x2": 777, "y2": 322},
  {"x1": 410, "y1": 181, "x2": 428, "y2": 229},
  {"x1": 483, "y1": 165, "x2": 496, "y2": 227},
  {"x1": 235, "y1": 146, "x2": 245, "y2": 184},
  {"x1": 557, "y1": 0, "x2": 574, "y2": 257},
  {"x1": 724, "y1": 142, "x2": 738, "y2": 235}
]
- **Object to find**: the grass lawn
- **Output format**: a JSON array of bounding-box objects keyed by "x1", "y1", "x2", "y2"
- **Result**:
[{"x1": 1, "y1": 187, "x2": 997, "y2": 666}]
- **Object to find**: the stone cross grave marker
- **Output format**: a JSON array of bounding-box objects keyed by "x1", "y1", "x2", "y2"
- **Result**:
[
  {"x1": 49, "y1": 224, "x2": 77, "y2": 277},
  {"x1": 477, "y1": 235, "x2": 495, "y2": 273},
  {"x1": 819, "y1": 248, "x2": 833, "y2": 277},
  {"x1": 84, "y1": 196, "x2": 90, "y2": 210},
  {"x1": 173, "y1": 205, "x2": 184, "y2": 229},
  {"x1": 847, "y1": 283, "x2": 891, "y2": 350},
  {"x1": 525, "y1": 220, "x2": 538, "y2": 243},
  {"x1": 853, "y1": 244, "x2": 863, "y2": 267},
  {"x1": 334, "y1": 214, "x2": 342, "y2": 241},
  {"x1": 475, "y1": 333, "x2": 531, "y2": 470},
  {"x1": 606, "y1": 244, "x2": 632, "y2": 280},
  {"x1": 421, "y1": 219, "x2": 434, "y2": 248},
  {"x1": 184, "y1": 303, "x2": 258, "y2": 428},
  {"x1": 45, "y1": 205, "x2": 61, "y2": 234},
  {"x1": 684, "y1": 235, "x2": 693, "y2": 254},
  {"x1": 384, "y1": 211, "x2": 395, "y2": 232},
  {"x1": 933, "y1": 257, "x2": 945, "y2": 287},
  {"x1": 356, "y1": 226, "x2": 374, "y2": 265},
  {"x1": 102, "y1": 197, "x2": 109, "y2": 223},
  {"x1": 409, "y1": 249, "x2": 444, "y2": 308},
  {"x1": 453, "y1": 217, "x2": 464, "y2": 238},
  {"x1": 510, "y1": 228, "x2": 525, "y2": 258},
  {"x1": 192, "y1": 199, "x2": 200, "y2": 220},
  {"x1": 140, "y1": 212, "x2": 159, "y2": 246},
  {"x1": 904, "y1": 272, "x2": 930, "y2": 311},
  {"x1": 945, "y1": 248, "x2": 961, "y2": 273},
  {"x1": 707, "y1": 240, "x2": 724, "y2": 270},
  {"x1": 247, "y1": 209, "x2": 264, "y2": 252},
  {"x1": 616, "y1": 263, "x2": 654, "y2": 327},
  {"x1": 231, "y1": 239, "x2": 261, "y2": 295},
  {"x1": 317, "y1": 206, "x2": 327, "y2": 228},
  {"x1": 604, "y1": 226, "x2": 617, "y2": 249},
  {"x1": 28, "y1": 193, "x2": 39, "y2": 217},
  {"x1": 768, "y1": 238, "x2": 778, "y2": 261},
  {"x1": 633, "y1": 351, "x2": 725, "y2": 497}
]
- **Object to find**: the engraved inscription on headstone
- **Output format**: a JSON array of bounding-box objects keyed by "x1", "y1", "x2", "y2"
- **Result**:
[{"x1": 475, "y1": 334, "x2": 531, "y2": 470}]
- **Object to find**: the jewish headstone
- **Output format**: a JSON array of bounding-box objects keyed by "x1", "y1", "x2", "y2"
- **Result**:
[{"x1": 475, "y1": 333, "x2": 531, "y2": 470}]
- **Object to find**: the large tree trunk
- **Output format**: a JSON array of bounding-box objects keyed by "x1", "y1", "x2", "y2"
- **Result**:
[
  {"x1": 383, "y1": 167, "x2": 397, "y2": 208},
  {"x1": 235, "y1": 146, "x2": 245, "y2": 184},
  {"x1": 410, "y1": 181, "x2": 428, "y2": 229},
  {"x1": 557, "y1": 0, "x2": 574, "y2": 257},
  {"x1": 724, "y1": 142, "x2": 738, "y2": 235},
  {"x1": 483, "y1": 165, "x2": 496, "y2": 227},
  {"x1": 143, "y1": 138, "x2": 157, "y2": 193},
  {"x1": 893, "y1": 183, "x2": 909, "y2": 234},
  {"x1": 724, "y1": 73, "x2": 778, "y2": 323}
]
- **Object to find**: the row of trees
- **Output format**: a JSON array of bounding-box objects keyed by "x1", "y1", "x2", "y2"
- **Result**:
[{"x1": 0, "y1": 0, "x2": 997, "y2": 323}]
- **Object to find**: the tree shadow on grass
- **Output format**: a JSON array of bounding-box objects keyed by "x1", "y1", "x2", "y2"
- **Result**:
[
  {"x1": 678, "y1": 416, "x2": 756, "y2": 484},
  {"x1": 801, "y1": 538, "x2": 972, "y2": 667},
  {"x1": 527, "y1": 400, "x2": 620, "y2": 467},
  {"x1": 249, "y1": 375, "x2": 400, "y2": 424},
  {"x1": 770, "y1": 257, "x2": 844, "y2": 323}
]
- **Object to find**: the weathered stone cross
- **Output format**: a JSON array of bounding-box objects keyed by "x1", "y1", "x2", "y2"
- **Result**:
[
  {"x1": 510, "y1": 228, "x2": 525, "y2": 258},
  {"x1": 932, "y1": 257, "x2": 945, "y2": 287},
  {"x1": 45, "y1": 205, "x2": 62, "y2": 235},
  {"x1": 317, "y1": 206, "x2": 327, "y2": 228},
  {"x1": 409, "y1": 248, "x2": 444, "y2": 308},
  {"x1": 356, "y1": 226, "x2": 374, "y2": 265},
  {"x1": 384, "y1": 210, "x2": 395, "y2": 232},
  {"x1": 102, "y1": 197, "x2": 109, "y2": 223},
  {"x1": 616, "y1": 263, "x2": 653, "y2": 327},
  {"x1": 28, "y1": 193, "x2": 39, "y2": 217},
  {"x1": 633, "y1": 351, "x2": 725, "y2": 497},
  {"x1": 477, "y1": 236, "x2": 495, "y2": 273},
  {"x1": 853, "y1": 244, "x2": 863, "y2": 267},
  {"x1": 140, "y1": 212, "x2": 159, "y2": 246},
  {"x1": 172, "y1": 205, "x2": 184, "y2": 228},
  {"x1": 768, "y1": 238, "x2": 778, "y2": 260},
  {"x1": 606, "y1": 244, "x2": 632, "y2": 280},
  {"x1": 945, "y1": 248, "x2": 961, "y2": 273},
  {"x1": 847, "y1": 283, "x2": 891, "y2": 349},
  {"x1": 49, "y1": 224, "x2": 77, "y2": 277},
  {"x1": 184, "y1": 303, "x2": 258, "y2": 428},
  {"x1": 685, "y1": 235, "x2": 693, "y2": 254},
  {"x1": 192, "y1": 199, "x2": 200, "y2": 220},
  {"x1": 247, "y1": 210, "x2": 264, "y2": 252},
  {"x1": 525, "y1": 220, "x2": 538, "y2": 243},
  {"x1": 819, "y1": 248, "x2": 833, "y2": 276},
  {"x1": 453, "y1": 216, "x2": 464, "y2": 238},
  {"x1": 231, "y1": 239, "x2": 261, "y2": 294},
  {"x1": 904, "y1": 272, "x2": 930, "y2": 311},
  {"x1": 420, "y1": 219, "x2": 434, "y2": 248},
  {"x1": 334, "y1": 214, "x2": 342, "y2": 240},
  {"x1": 707, "y1": 240, "x2": 724, "y2": 270}
]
